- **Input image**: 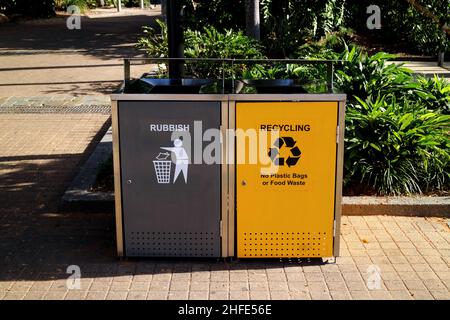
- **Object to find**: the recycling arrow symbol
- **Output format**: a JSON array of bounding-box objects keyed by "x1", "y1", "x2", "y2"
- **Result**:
[{"x1": 268, "y1": 136, "x2": 301, "y2": 167}]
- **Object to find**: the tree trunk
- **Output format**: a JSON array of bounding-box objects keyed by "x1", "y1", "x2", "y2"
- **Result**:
[{"x1": 245, "y1": 0, "x2": 260, "y2": 40}]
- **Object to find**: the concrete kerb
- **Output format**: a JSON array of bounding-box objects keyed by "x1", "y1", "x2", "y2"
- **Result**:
[
  {"x1": 61, "y1": 127, "x2": 450, "y2": 217},
  {"x1": 343, "y1": 196, "x2": 450, "y2": 217},
  {"x1": 60, "y1": 126, "x2": 114, "y2": 212}
]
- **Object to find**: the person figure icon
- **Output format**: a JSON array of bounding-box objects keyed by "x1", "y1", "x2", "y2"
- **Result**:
[{"x1": 161, "y1": 138, "x2": 189, "y2": 183}]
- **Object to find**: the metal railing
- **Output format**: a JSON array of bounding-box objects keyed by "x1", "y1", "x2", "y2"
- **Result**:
[{"x1": 123, "y1": 57, "x2": 339, "y2": 93}]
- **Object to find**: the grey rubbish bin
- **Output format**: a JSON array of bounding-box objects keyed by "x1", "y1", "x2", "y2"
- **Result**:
[{"x1": 111, "y1": 95, "x2": 228, "y2": 258}]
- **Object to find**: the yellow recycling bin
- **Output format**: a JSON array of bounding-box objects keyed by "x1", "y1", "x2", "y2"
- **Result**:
[{"x1": 233, "y1": 96, "x2": 346, "y2": 258}]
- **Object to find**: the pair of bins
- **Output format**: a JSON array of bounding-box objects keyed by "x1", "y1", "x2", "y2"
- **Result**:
[{"x1": 111, "y1": 92, "x2": 346, "y2": 259}]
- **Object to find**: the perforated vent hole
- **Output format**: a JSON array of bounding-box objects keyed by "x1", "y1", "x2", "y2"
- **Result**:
[
  {"x1": 128, "y1": 231, "x2": 217, "y2": 257},
  {"x1": 241, "y1": 231, "x2": 328, "y2": 258}
]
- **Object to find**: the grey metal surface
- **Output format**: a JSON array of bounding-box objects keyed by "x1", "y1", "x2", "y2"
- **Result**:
[{"x1": 118, "y1": 100, "x2": 222, "y2": 257}]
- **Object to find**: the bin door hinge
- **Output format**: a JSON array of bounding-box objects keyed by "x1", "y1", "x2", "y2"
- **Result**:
[
  {"x1": 333, "y1": 220, "x2": 336, "y2": 237},
  {"x1": 336, "y1": 126, "x2": 340, "y2": 143}
]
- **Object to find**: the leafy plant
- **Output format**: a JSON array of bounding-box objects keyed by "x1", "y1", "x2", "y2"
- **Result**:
[
  {"x1": 345, "y1": 95, "x2": 450, "y2": 195},
  {"x1": 334, "y1": 45, "x2": 414, "y2": 101},
  {"x1": 62, "y1": 0, "x2": 91, "y2": 12},
  {"x1": 137, "y1": 19, "x2": 168, "y2": 57},
  {"x1": 407, "y1": 76, "x2": 450, "y2": 114},
  {"x1": 345, "y1": 0, "x2": 450, "y2": 55},
  {"x1": 137, "y1": 20, "x2": 264, "y2": 78},
  {"x1": 260, "y1": 0, "x2": 347, "y2": 57}
]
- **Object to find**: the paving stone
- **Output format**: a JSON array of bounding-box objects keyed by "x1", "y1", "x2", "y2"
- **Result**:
[
  {"x1": 65, "y1": 290, "x2": 88, "y2": 300},
  {"x1": 40, "y1": 291, "x2": 66, "y2": 300},
  {"x1": 210, "y1": 282, "x2": 229, "y2": 292},
  {"x1": 267, "y1": 273, "x2": 287, "y2": 282},
  {"x1": 168, "y1": 291, "x2": 189, "y2": 300},
  {"x1": 268, "y1": 281, "x2": 289, "y2": 291},
  {"x1": 304, "y1": 272, "x2": 325, "y2": 282},
  {"x1": 389, "y1": 290, "x2": 413, "y2": 300},
  {"x1": 106, "y1": 291, "x2": 128, "y2": 300},
  {"x1": 310, "y1": 291, "x2": 332, "y2": 300},
  {"x1": 380, "y1": 272, "x2": 400, "y2": 281},
  {"x1": 210, "y1": 271, "x2": 229, "y2": 282},
  {"x1": 429, "y1": 290, "x2": 450, "y2": 300},
  {"x1": 229, "y1": 281, "x2": 249, "y2": 291},
  {"x1": 146, "y1": 291, "x2": 168, "y2": 300},
  {"x1": 230, "y1": 273, "x2": 248, "y2": 282},
  {"x1": 345, "y1": 280, "x2": 367, "y2": 291},
  {"x1": 286, "y1": 273, "x2": 306, "y2": 282},
  {"x1": 229, "y1": 291, "x2": 250, "y2": 300},
  {"x1": 190, "y1": 281, "x2": 209, "y2": 291},
  {"x1": 323, "y1": 272, "x2": 344, "y2": 282},
  {"x1": 369, "y1": 290, "x2": 392, "y2": 300},
  {"x1": 383, "y1": 280, "x2": 407, "y2": 291},
  {"x1": 210, "y1": 291, "x2": 229, "y2": 300},
  {"x1": 150, "y1": 281, "x2": 170, "y2": 291},
  {"x1": 410, "y1": 290, "x2": 434, "y2": 300},
  {"x1": 393, "y1": 264, "x2": 414, "y2": 272},
  {"x1": 3, "y1": 292, "x2": 26, "y2": 300},
  {"x1": 127, "y1": 291, "x2": 148, "y2": 300},
  {"x1": 169, "y1": 281, "x2": 190, "y2": 291},
  {"x1": 191, "y1": 272, "x2": 210, "y2": 282},
  {"x1": 249, "y1": 282, "x2": 269, "y2": 291},
  {"x1": 423, "y1": 279, "x2": 448, "y2": 291},
  {"x1": 249, "y1": 291, "x2": 270, "y2": 300},
  {"x1": 85, "y1": 291, "x2": 107, "y2": 300},
  {"x1": 326, "y1": 281, "x2": 347, "y2": 292},
  {"x1": 189, "y1": 291, "x2": 209, "y2": 300},
  {"x1": 23, "y1": 292, "x2": 46, "y2": 300},
  {"x1": 403, "y1": 279, "x2": 427, "y2": 291},
  {"x1": 330, "y1": 290, "x2": 351, "y2": 300},
  {"x1": 270, "y1": 291, "x2": 291, "y2": 300},
  {"x1": 110, "y1": 281, "x2": 131, "y2": 291},
  {"x1": 289, "y1": 291, "x2": 311, "y2": 300}
]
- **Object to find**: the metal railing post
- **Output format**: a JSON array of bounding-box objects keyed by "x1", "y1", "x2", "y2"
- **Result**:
[
  {"x1": 124, "y1": 59, "x2": 131, "y2": 89},
  {"x1": 327, "y1": 61, "x2": 334, "y2": 93},
  {"x1": 438, "y1": 24, "x2": 447, "y2": 67}
]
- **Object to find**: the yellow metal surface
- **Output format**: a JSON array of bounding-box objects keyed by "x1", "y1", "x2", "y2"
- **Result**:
[{"x1": 236, "y1": 102, "x2": 338, "y2": 258}]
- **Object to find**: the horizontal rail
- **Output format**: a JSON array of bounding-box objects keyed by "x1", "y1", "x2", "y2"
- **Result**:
[
  {"x1": 123, "y1": 57, "x2": 338, "y2": 93},
  {"x1": 124, "y1": 57, "x2": 341, "y2": 64}
]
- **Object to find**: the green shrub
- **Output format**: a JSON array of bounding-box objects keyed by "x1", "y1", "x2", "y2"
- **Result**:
[
  {"x1": 260, "y1": 0, "x2": 347, "y2": 57},
  {"x1": 184, "y1": 26, "x2": 264, "y2": 78},
  {"x1": 137, "y1": 19, "x2": 168, "y2": 57},
  {"x1": 345, "y1": 95, "x2": 450, "y2": 195},
  {"x1": 62, "y1": 0, "x2": 92, "y2": 12},
  {"x1": 335, "y1": 45, "x2": 413, "y2": 101},
  {"x1": 137, "y1": 19, "x2": 264, "y2": 78},
  {"x1": 346, "y1": 0, "x2": 450, "y2": 55},
  {"x1": 407, "y1": 76, "x2": 450, "y2": 115}
]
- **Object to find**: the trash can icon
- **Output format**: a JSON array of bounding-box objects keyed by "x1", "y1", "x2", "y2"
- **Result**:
[{"x1": 153, "y1": 160, "x2": 171, "y2": 184}]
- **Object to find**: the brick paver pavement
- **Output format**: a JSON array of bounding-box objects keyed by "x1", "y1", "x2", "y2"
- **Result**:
[
  {"x1": 0, "y1": 8, "x2": 159, "y2": 97},
  {"x1": 0, "y1": 112, "x2": 449, "y2": 300}
]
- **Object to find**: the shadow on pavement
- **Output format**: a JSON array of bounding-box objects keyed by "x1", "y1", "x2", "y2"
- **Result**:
[{"x1": 0, "y1": 14, "x2": 159, "y2": 61}]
